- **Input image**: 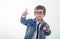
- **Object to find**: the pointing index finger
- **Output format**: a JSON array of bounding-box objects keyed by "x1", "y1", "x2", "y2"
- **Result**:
[{"x1": 26, "y1": 8, "x2": 28, "y2": 12}]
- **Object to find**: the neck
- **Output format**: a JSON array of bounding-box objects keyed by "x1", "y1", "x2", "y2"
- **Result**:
[{"x1": 36, "y1": 19, "x2": 43, "y2": 23}]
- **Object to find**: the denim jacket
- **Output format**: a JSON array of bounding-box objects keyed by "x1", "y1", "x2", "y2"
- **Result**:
[{"x1": 20, "y1": 17, "x2": 51, "y2": 39}]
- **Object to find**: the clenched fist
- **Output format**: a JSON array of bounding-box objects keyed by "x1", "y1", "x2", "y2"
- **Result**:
[{"x1": 43, "y1": 24, "x2": 50, "y2": 30}]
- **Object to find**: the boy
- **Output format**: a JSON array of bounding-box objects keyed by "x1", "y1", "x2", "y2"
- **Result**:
[{"x1": 20, "y1": 5, "x2": 51, "y2": 39}]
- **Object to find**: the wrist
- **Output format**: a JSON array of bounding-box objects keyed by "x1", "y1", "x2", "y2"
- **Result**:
[{"x1": 21, "y1": 16, "x2": 26, "y2": 18}]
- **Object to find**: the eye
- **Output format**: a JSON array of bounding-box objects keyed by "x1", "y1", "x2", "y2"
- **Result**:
[
  {"x1": 39, "y1": 12, "x2": 42, "y2": 13},
  {"x1": 34, "y1": 11, "x2": 44, "y2": 14}
]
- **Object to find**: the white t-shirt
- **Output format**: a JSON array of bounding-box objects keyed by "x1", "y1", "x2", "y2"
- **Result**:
[{"x1": 32, "y1": 21, "x2": 43, "y2": 39}]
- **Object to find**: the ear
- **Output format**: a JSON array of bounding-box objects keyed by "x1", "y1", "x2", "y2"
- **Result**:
[{"x1": 43, "y1": 14, "x2": 46, "y2": 17}]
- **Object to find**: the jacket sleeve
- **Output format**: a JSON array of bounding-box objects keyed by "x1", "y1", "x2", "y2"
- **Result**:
[
  {"x1": 20, "y1": 16, "x2": 29, "y2": 26},
  {"x1": 45, "y1": 29, "x2": 51, "y2": 36}
]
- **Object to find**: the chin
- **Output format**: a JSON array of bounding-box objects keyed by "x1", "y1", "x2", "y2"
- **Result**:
[{"x1": 37, "y1": 18, "x2": 42, "y2": 20}]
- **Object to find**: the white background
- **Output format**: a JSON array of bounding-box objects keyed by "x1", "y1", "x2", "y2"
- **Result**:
[{"x1": 0, "y1": 0, "x2": 60, "y2": 39}]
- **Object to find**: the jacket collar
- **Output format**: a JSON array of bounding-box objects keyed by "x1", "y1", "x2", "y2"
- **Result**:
[{"x1": 33, "y1": 18, "x2": 44, "y2": 23}]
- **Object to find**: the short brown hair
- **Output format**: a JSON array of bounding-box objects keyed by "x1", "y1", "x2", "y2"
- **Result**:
[{"x1": 35, "y1": 5, "x2": 46, "y2": 14}]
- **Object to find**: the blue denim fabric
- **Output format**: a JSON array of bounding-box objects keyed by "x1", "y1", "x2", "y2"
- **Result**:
[{"x1": 20, "y1": 17, "x2": 51, "y2": 39}]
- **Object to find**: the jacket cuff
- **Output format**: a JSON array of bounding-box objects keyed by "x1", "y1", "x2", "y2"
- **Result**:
[
  {"x1": 46, "y1": 29, "x2": 50, "y2": 32},
  {"x1": 21, "y1": 16, "x2": 26, "y2": 18}
]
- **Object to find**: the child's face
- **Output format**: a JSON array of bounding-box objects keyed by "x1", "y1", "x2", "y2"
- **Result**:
[{"x1": 34, "y1": 9, "x2": 45, "y2": 20}]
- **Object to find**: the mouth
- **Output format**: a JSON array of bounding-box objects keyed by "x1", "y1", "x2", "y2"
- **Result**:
[{"x1": 38, "y1": 16, "x2": 41, "y2": 17}]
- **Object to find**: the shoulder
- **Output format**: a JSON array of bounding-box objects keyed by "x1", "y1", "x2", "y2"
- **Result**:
[{"x1": 27, "y1": 18, "x2": 35, "y2": 22}]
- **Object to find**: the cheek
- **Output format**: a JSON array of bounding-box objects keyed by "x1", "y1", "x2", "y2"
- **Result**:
[{"x1": 40, "y1": 15, "x2": 45, "y2": 17}]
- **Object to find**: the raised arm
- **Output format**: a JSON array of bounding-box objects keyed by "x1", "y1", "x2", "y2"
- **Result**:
[{"x1": 20, "y1": 9, "x2": 29, "y2": 25}]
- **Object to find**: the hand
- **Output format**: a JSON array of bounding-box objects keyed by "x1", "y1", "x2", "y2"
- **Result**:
[
  {"x1": 43, "y1": 24, "x2": 50, "y2": 30},
  {"x1": 22, "y1": 9, "x2": 28, "y2": 17},
  {"x1": 45, "y1": 24, "x2": 50, "y2": 30}
]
